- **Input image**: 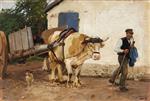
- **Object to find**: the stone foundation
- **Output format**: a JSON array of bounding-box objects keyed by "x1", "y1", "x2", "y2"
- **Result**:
[{"x1": 81, "y1": 63, "x2": 150, "y2": 80}]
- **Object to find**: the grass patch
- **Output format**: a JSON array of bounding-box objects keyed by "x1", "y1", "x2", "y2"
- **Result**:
[{"x1": 26, "y1": 56, "x2": 44, "y2": 62}]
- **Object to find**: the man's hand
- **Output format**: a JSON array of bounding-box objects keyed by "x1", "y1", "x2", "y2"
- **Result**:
[{"x1": 123, "y1": 49, "x2": 129, "y2": 54}]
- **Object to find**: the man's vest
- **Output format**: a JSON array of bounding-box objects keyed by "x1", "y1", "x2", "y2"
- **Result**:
[{"x1": 118, "y1": 37, "x2": 131, "y2": 57}]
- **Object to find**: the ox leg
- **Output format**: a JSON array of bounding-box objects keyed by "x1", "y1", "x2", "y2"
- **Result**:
[
  {"x1": 67, "y1": 73, "x2": 73, "y2": 87},
  {"x1": 42, "y1": 58, "x2": 48, "y2": 71},
  {"x1": 73, "y1": 65, "x2": 82, "y2": 87},
  {"x1": 57, "y1": 64, "x2": 63, "y2": 83},
  {"x1": 1, "y1": 46, "x2": 8, "y2": 79},
  {"x1": 65, "y1": 60, "x2": 73, "y2": 87},
  {"x1": 42, "y1": 58, "x2": 51, "y2": 72},
  {"x1": 49, "y1": 66, "x2": 56, "y2": 83}
]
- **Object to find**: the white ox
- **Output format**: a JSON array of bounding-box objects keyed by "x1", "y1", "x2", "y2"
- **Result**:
[{"x1": 42, "y1": 30, "x2": 108, "y2": 87}]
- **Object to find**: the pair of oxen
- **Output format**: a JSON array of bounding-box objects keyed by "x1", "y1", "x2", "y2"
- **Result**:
[{"x1": 42, "y1": 28, "x2": 108, "y2": 87}]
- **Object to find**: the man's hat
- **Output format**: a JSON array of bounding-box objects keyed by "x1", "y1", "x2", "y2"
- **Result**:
[{"x1": 125, "y1": 28, "x2": 134, "y2": 34}]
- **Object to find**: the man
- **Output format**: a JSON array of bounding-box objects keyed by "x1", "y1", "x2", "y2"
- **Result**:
[{"x1": 109, "y1": 29, "x2": 134, "y2": 92}]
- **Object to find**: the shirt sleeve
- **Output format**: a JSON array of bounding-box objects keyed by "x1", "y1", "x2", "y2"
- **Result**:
[
  {"x1": 130, "y1": 37, "x2": 134, "y2": 45},
  {"x1": 114, "y1": 38, "x2": 124, "y2": 53}
]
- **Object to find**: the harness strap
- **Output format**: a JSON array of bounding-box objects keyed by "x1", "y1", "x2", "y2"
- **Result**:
[
  {"x1": 50, "y1": 48, "x2": 66, "y2": 71},
  {"x1": 59, "y1": 28, "x2": 76, "y2": 61},
  {"x1": 61, "y1": 39, "x2": 65, "y2": 61},
  {"x1": 47, "y1": 28, "x2": 76, "y2": 69},
  {"x1": 93, "y1": 52, "x2": 100, "y2": 54}
]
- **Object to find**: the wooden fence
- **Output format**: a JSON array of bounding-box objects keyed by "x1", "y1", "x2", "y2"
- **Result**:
[{"x1": 8, "y1": 27, "x2": 34, "y2": 53}]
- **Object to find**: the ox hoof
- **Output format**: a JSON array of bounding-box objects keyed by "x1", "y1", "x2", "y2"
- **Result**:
[
  {"x1": 1, "y1": 73, "x2": 9, "y2": 79},
  {"x1": 50, "y1": 80, "x2": 54, "y2": 84},
  {"x1": 66, "y1": 81, "x2": 73, "y2": 88},
  {"x1": 54, "y1": 78, "x2": 66, "y2": 84},
  {"x1": 49, "y1": 79, "x2": 55, "y2": 83},
  {"x1": 58, "y1": 80, "x2": 66, "y2": 84},
  {"x1": 66, "y1": 84, "x2": 71, "y2": 88},
  {"x1": 68, "y1": 80, "x2": 73, "y2": 83},
  {"x1": 67, "y1": 84, "x2": 73, "y2": 88},
  {"x1": 78, "y1": 80, "x2": 82, "y2": 85},
  {"x1": 73, "y1": 81, "x2": 81, "y2": 88}
]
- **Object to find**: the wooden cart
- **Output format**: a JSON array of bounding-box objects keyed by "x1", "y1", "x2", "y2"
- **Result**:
[{"x1": 0, "y1": 27, "x2": 49, "y2": 79}]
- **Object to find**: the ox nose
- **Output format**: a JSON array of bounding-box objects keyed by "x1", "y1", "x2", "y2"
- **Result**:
[{"x1": 92, "y1": 53, "x2": 100, "y2": 60}]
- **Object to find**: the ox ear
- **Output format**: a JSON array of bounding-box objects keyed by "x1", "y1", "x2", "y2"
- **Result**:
[{"x1": 100, "y1": 37, "x2": 109, "y2": 47}]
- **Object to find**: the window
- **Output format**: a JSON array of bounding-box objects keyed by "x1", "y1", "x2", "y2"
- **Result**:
[{"x1": 58, "y1": 12, "x2": 79, "y2": 31}]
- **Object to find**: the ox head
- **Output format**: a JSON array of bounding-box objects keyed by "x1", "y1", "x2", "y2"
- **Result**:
[{"x1": 82, "y1": 37, "x2": 109, "y2": 60}]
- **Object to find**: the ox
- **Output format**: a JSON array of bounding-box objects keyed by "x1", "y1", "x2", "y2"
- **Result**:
[
  {"x1": 42, "y1": 29, "x2": 108, "y2": 87},
  {"x1": 0, "y1": 31, "x2": 8, "y2": 79}
]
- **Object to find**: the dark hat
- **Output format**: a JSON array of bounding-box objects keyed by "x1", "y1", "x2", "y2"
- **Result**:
[{"x1": 125, "y1": 29, "x2": 134, "y2": 34}]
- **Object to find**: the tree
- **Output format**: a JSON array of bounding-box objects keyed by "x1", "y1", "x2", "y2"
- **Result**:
[
  {"x1": 0, "y1": 9, "x2": 25, "y2": 35},
  {"x1": 14, "y1": 0, "x2": 47, "y2": 35},
  {"x1": 0, "y1": 0, "x2": 47, "y2": 35}
]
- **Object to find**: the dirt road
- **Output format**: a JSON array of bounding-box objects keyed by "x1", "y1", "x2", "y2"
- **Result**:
[{"x1": 0, "y1": 61, "x2": 149, "y2": 101}]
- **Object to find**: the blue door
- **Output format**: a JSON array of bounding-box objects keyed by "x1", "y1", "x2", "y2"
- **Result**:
[{"x1": 58, "y1": 12, "x2": 79, "y2": 31}]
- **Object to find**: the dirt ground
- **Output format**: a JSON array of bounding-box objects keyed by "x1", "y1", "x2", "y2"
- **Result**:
[{"x1": 0, "y1": 61, "x2": 150, "y2": 101}]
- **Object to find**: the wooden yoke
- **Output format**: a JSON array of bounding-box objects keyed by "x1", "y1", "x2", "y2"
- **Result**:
[{"x1": 0, "y1": 31, "x2": 8, "y2": 79}]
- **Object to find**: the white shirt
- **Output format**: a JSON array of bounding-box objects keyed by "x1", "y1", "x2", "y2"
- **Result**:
[{"x1": 114, "y1": 37, "x2": 134, "y2": 53}]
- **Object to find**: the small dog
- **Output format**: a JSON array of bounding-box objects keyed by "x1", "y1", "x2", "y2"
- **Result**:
[{"x1": 25, "y1": 70, "x2": 34, "y2": 87}]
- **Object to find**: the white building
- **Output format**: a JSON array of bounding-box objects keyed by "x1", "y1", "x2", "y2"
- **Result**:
[{"x1": 45, "y1": 0, "x2": 150, "y2": 75}]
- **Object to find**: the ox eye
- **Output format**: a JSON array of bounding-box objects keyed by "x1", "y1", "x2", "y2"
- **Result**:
[{"x1": 100, "y1": 43, "x2": 105, "y2": 47}]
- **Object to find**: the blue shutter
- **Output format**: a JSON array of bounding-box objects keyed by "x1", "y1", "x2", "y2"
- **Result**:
[
  {"x1": 58, "y1": 13, "x2": 66, "y2": 27},
  {"x1": 58, "y1": 12, "x2": 79, "y2": 31}
]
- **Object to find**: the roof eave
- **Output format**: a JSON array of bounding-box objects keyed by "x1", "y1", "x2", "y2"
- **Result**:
[{"x1": 44, "y1": 0, "x2": 63, "y2": 13}]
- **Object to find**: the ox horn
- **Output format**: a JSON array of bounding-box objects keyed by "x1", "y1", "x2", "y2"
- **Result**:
[{"x1": 102, "y1": 37, "x2": 109, "y2": 42}]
